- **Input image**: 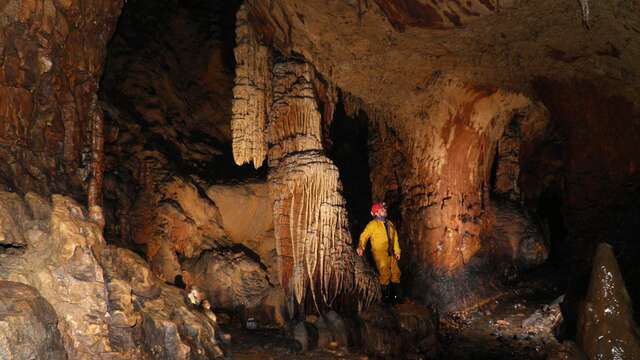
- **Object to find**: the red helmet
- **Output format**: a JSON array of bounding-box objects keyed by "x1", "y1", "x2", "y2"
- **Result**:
[{"x1": 371, "y1": 203, "x2": 385, "y2": 215}]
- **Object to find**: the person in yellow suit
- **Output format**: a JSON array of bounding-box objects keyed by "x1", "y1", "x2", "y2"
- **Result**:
[{"x1": 357, "y1": 202, "x2": 401, "y2": 303}]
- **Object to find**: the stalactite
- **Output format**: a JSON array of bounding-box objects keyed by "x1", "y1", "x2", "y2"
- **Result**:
[
  {"x1": 231, "y1": 4, "x2": 270, "y2": 169},
  {"x1": 266, "y1": 61, "x2": 380, "y2": 310},
  {"x1": 88, "y1": 97, "x2": 105, "y2": 229},
  {"x1": 578, "y1": 0, "x2": 590, "y2": 29}
]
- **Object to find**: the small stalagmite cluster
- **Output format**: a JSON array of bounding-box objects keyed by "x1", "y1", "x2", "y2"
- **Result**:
[{"x1": 231, "y1": 10, "x2": 380, "y2": 311}]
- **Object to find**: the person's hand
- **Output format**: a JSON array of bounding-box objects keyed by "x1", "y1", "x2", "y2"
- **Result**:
[
  {"x1": 395, "y1": 253, "x2": 401, "y2": 261},
  {"x1": 357, "y1": 248, "x2": 364, "y2": 257}
]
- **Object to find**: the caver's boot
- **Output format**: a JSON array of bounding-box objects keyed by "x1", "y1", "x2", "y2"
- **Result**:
[
  {"x1": 381, "y1": 285, "x2": 390, "y2": 304},
  {"x1": 389, "y1": 282, "x2": 402, "y2": 304}
]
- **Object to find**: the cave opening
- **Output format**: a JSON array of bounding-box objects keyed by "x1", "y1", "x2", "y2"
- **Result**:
[
  {"x1": 98, "y1": 0, "x2": 268, "y2": 252},
  {"x1": 327, "y1": 97, "x2": 373, "y2": 241},
  {"x1": 535, "y1": 188, "x2": 567, "y2": 266}
]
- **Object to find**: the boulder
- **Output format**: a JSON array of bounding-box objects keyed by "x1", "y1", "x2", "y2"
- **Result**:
[
  {"x1": 0, "y1": 281, "x2": 67, "y2": 360},
  {"x1": 100, "y1": 245, "x2": 226, "y2": 359},
  {"x1": 357, "y1": 303, "x2": 438, "y2": 358},
  {"x1": 131, "y1": 177, "x2": 228, "y2": 282},
  {"x1": 0, "y1": 191, "x2": 29, "y2": 247},
  {"x1": 184, "y1": 250, "x2": 272, "y2": 310}
]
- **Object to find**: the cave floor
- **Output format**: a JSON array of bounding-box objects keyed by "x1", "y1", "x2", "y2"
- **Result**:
[
  {"x1": 222, "y1": 265, "x2": 566, "y2": 359},
  {"x1": 439, "y1": 266, "x2": 566, "y2": 359},
  {"x1": 225, "y1": 326, "x2": 365, "y2": 359}
]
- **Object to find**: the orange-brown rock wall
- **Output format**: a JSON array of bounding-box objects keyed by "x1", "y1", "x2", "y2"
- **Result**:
[{"x1": 0, "y1": 0, "x2": 123, "y2": 198}]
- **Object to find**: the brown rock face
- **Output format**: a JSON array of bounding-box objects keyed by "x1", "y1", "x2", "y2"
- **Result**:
[
  {"x1": 0, "y1": 193, "x2": 112, "y2": 358},
  {"x1": 366, "y1": 79, "x2": 549, "y2": 310},
  {"x1": 0, "y1": 281, "x2": 67, "y2": 360},
  {"x1": 100, "y1": 246, "x2": 225, "y2": 359},
  {"x1": 577, "y1": 243, "x2": 640, "y2": 359},
  {"x1": 0, "y1": 0, "x2": 122, "y2": 199},
  {"x1": 130, "y1": 176, "x2": 229, "y2": 282},
  {"x1": 185, "y1": 250, "x2": 271, "y2": 310},
  {"x1": 373, "y1": 0, "x2": 513, "y2": 31},
  {"x1": 358, "y1": 303, "x2": 438, "y2": 357}
]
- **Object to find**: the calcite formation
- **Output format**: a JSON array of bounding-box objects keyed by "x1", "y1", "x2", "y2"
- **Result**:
[
  {"x1": 231, "y1": 4, "x2": 270, "y2": 168},
  {"x1": 577, "y1": 243, "x2": 640, "y2": 359},
  {"x1": 364, "y1": 79, "x2": 550, "y2": 310},
  {"x1": 231, "y1": 22, "x2": 380, "y2": 310},
  {"x1": 0, "y1": 0, "x2": 122, "y2": 201},
  {"x1": 267, "y1": 62, "x2": 379, "y2": 309}
]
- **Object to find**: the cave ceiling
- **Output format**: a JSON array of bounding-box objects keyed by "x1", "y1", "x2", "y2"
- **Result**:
[{"x1": 244, "y1": 0, "x2": 640, "y2": 119}]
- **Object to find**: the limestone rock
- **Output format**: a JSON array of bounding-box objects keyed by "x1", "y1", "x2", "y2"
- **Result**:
[
  {"x1": 577, "y1": 243, "x2": 640, "y2": 359},
  {"x1": 487, "y1": 199, "x2": 549, "y2": 269},
  {"x1": 292, "y1": 321, "x2": 309, "y2": 352},
  {"x1": 100, "y1": 245, "x2": 226, "y2": 359},
  {"x1": 325, "y1": 310, "x2": 349, "y2": 348},
  {"x1": 357, "y1": 303, "x2": 438, "y2": 358},
  {"x1": 0, "y1": 281, "x2": 67, "y2": 360},
  {"x1": 184, "y1": 250, "x2": 272, "y2": 310},
  {"x1": 131, "y1": 177, "x2": 228, "y2": 282},
  {"x1": 0, "y1": 0, "x2": 123, "y2": 197},
  {"x1": 264, "y1": 60, "x2": 380, "y2": 310},
  {"x1": 0, "y1": 193, "x2": 112, "y2": 359},
  {"x1": 231, "y1": 4, "x2": 270, "y2": 168},
  {"x1": 206, "y1": 182, "x2": 275, "y2": 269},
  {"x1": 0, "y1": 191, "x2": 29, "y2": 246}
]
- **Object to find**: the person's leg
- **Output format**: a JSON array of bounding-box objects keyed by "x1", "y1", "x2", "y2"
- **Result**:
[{"x1": 374, "y1": 255, "x2": 392, "y2": 303}]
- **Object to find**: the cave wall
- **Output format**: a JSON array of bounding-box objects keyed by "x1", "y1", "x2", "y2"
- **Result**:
[
  {"x1": 364, "y1": 79, "x2": 550, "y2": 310},
  {"x1": 242, "y1": 0, "x2": 640, "y2": 310},
  {"x1": 0, "y1": 0, "x2": 122, "y2": 201}
]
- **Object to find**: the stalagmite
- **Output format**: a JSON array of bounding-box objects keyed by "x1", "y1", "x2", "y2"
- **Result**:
[
  {"x1": 267, "y1": 61, "x2": 379, "y2": 309},
  {"x1": 230, "y1": 48, "x2": 380, "y2": 310},
  {"x1": 577, "y1": 243, "x2": 640, "y2": 359},
  {"x1": 231, "y1": 4, "x2": 270, "y2": 168}
]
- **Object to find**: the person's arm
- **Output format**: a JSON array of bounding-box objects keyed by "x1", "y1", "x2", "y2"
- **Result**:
[
  {"x1": 393, "y1": 223, "x2": 401, "y2": 260},
  {"x1": 357, "y1": 222, "x2": 372, "y2": 256}
]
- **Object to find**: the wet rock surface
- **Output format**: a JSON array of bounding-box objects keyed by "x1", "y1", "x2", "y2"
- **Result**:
[
  {"x1": 0, "y1": 281, "x2": 67, "y2": 360},
  {"x1": 440, "y1": 268, "x2": 564, "y2": 359},
  {"x1": 577, "y1": 243, "x2": 640, "y2": 360}
]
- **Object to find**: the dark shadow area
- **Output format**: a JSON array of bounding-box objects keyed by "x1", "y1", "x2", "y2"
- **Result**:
[
  {"x1": 536, "y1": 188, "x2": 567, "y2": 266},
  {"x1": 327, "y1": 98, "x2": 373, "y2": 240}
]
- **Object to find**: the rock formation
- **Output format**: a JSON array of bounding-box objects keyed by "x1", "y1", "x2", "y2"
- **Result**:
[
  {"x1": 240, "y1": 0, "x2": 640, "y2": 311},
  {"x1": 0, "y1": 0, "x2": 122, "y2": 202},
  {"x1": 0, "y1": 281, "x2": 67, "y2": 360},
  {"x1": 0, "y1": 0, "x2": 639, "y2": 357},
  {"x1": 231, "y1": 27, "x2": 381, "y2": 310},
  {"x1": 0, "y1": 192, "x2": 225, "y2": 359},
  {"x1": 577, "y1": 243, "x2": 640, "y2": 360},
  {"x1": 231, "y1": 4, "x2": 270, "y2": 168}
]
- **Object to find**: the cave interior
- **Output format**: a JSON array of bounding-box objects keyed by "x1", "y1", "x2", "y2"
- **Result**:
[{"x1": 0, "y1": 0, "x2": 639, "y2": 359}]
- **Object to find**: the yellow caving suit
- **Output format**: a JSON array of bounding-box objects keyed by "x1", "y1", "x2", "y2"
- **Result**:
[{"x1": 358, "y1": 219, "x2": 401, "y2": 285}]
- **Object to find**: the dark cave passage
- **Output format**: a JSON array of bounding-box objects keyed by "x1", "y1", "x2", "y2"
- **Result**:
[{"x1": 327, "y1": 99, "x2": 373, "y2": 240}]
